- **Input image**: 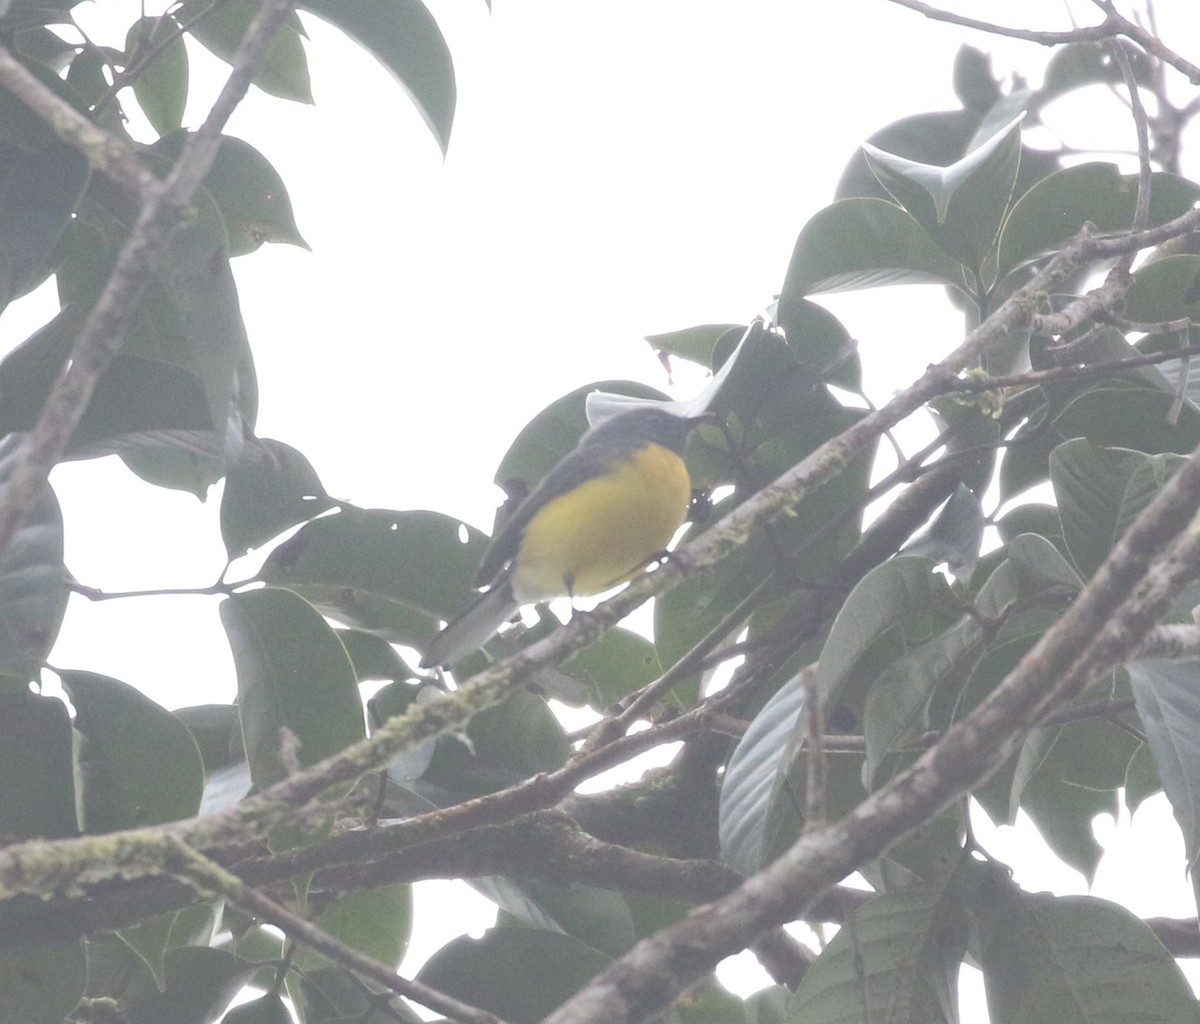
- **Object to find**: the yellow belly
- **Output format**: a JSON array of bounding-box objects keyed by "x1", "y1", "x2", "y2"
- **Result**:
[{"x1": 510, "y1": 442, "x2": 691, "y2": 602}]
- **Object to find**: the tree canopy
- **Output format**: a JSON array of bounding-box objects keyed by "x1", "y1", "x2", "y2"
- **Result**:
[{"x1": 3, "y1": 2, "x2": 1200, "y2": 1023}]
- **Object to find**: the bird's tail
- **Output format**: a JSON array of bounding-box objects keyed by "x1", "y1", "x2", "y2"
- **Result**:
[{"x1": 419, "y1": 580, "x2": 518, "y2": 668}]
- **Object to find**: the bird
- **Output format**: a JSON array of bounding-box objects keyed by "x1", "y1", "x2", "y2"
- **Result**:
[{"x1": 420, "y1": 404, "x2": 707, "y2": 668}]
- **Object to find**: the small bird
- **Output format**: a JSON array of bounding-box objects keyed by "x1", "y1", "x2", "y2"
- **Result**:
[{"x1": 420, "y1": 404, "x2": 707, "y2": 667}]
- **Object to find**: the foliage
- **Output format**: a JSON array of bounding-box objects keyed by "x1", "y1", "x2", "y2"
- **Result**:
[{"x1": 2, "y1": 3, "x2": 1200, "y2": 1024}]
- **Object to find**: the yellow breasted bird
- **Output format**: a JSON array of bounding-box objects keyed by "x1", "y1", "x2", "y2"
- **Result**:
[{"x1": 420, "y1": 404, "x2": 706, "y2": 668}]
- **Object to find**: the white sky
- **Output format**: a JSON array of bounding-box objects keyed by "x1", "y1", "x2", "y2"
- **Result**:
[{"x1": 7, "y1": 0, "x2": 1200, "y2": 1011}]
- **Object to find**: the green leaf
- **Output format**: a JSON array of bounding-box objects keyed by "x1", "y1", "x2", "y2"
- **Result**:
[
  {"x1": 1126, "y1": 658, "x2": 1200, "y2": 867},
  {"x1": 901, "y1": 483, "x2": 984, "y2": 577},
  {"x1": 1010, "y1": 720, "x2": 1135, "y2": 882},
  {"x1": 1036, "y1": 41, "x2": 1154, "y2": 111},
  {"x1": 220, "y1": 436, "x2": 334, "y2": 557},
  {"x1": 1126, "y1": 254, "x2": 1200, "y2": 323},
  {"x1": 788, "y1": 884, "x2": 965, "y2": 1024},
  {"x1": 1055, "y1": 386, "x2": 1200, "y2": 455},
  {"x1": 298, "y1": 0, "x2": 456, "y2": 155},
  {"x1": 58, "y1": 181, "x2": 249, "y2": 442},
  {"x1": 816, "y1": 558, "x2": 953, "y2": 710},
  {"x1": 719, "y1": 669, "x2": 806, "y2": 874},
  {"x1": 294, "y1": 884, "x2": 412, "y2": 972},
  {"x1": 117, "y1": 429, "x2": 231, "y2": 499},
  {"x1": 975, "y1": 886, "x2": 1199, "y2": 1024},
  {"x1": 997, "y1": 163, "x2": 1200, "y2": 275},
  {"x1": 0, "y1": 936, "x2": 84, "y2": 1024},
  {"x1": 341, "y1": 629, "x2": 414, "y2": 686},
  {"x1": 0, "y1": 307, "x2": 220, "y2": 450},
  {"x1": 494, "y1": 380, "x2": 669, "y2": 494},
  {"x1": 477, "y1": 876, "x2": 634, "y2": 958},
  {"x1": 645, "y1": 323, "x2": 741, "y2": 367},
  {"x1": 774, "y1": 296, "x2": 860, "y2": 389},
  {"x1": 153, "y1": 132, "x2": 309, "y2": 255},
  {"x1": 60, "y1": 670, "x2": 205, "y2": 831},
  {"x1": 421, "y1": 689, "x2": 568, "y2": 797},
  {"x1": 126, "y1": 15, "x2": 188, "y2": 136},
  {"x1": 0, "y1": 140, "x2": 87, "y2": 312},
  {"x1": 417, "y1": 928, "x2": 612, "y2": 1024},
  {"x1": 1050, "y1": 440, "x2": 1184, "y2": 578},
  {"x1": 262, "y1": 508, "x2": 487, "y2": 644},
  {"x1": 862, "y1": 115, "x2": 1022, "y2": 270},
  {"x1": 559, "y1": 626, "x2": 661, "y2": 707},
  {"x1": 220, "y1": 588, "x2": 365, "y2": 791},
  {"x1": 173, "y1": 703, "x2": 242, "y2": 774},
  {"x1": 0, "y1": 691, "x2": 76, "y2": 838},
  {"x1": 181, "y1": 0, "x2": 312, "y2": 103},
  {"x1": 780, "y1": 198, "x2": 967, "y2": 296},
  {"x1": 0, "y1": 436, "x2": 66, "y2": 680},
  {"x1": 119, "y1": 912, "x2": 176, "y2": 991},
  {"x1": 294, "y1": 965, "x2": 411, "y2": 1023},
  {"x1": 118, "y1": 946, "x2": 255, "y2": 1024}
]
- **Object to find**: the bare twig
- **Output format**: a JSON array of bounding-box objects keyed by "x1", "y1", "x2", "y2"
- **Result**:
[{"x1": 886, "y1": 0, "x2": 1200, "y2": 83}]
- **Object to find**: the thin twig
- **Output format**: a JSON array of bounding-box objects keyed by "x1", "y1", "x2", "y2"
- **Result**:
[{"x1": 164, "y1": 838, "x2": 512, "y2": 1024}]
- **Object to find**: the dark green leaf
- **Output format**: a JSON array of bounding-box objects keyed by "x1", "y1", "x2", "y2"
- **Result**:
[
  {"x1": 153, "y1": 132, "x2": 309, "y2": 255},
  {"x1": 1127, "y1": 658, "x2": 1200, "y2": 867},
  {"x1": 901, "y1": 483, "x2": 984, "y2": 577},
  {"x1": 774, "y1": 296, "x2": 860, "y2": 389},
  {"x1": 422, "y1": 689, "x2": 568, "y2": 797},
  {"x1": 975, "y1": 885, "x2": 1198, "y2": 1024},
  {"x1": 262, "y1": 508, "x2": 486, "y2": 644},
  {"x1": 780, "y1": 198, "x2": 967, "y2": 297},
  {"x1": 1011, "y1": 720, "x2": 1135, "y2": 882},
  {"x1": 0, "y1": 691, "x2": 76, "y2": 838},
  {"x1": 181, "y1": 0, "x2": 312, "y2": 103},
  {"x1": 173, "y1": 704, "x2": 243, "y2": 775},
  {"x1": 60, "y1": 670, "x2": 204, "y2": 831},
  {"x1": 342, "y1": 630, "x2": 414, "y2": 686},
  {"x1": 1051, "y1": 440, "x2": 1184, "y2": 578},
  {"x1": 220, "y1": 436, "x2": 334, "y2": 557},
  {"x1": 719, "y1": 670, "x2": 806, "y2": 874},
  {"x1": 1037, "y1": 41, "x2": 1154, "y2": 111},
  {"x1": 126, "y1": 15, "x2": 188, "y2": 136},
  {"x1": 862, "y1": 116, "x2": 1022, "y2": 270},
  {"x1": 834, "y1": 110, "x2": 979, "y2": 203},
  {"x1": 417, "y1": 928, "x2": 611, "y2": 1024},
  {"x1": 788, "y1": 884, "x2": 965, "y2": 1024},
  {"x1": 0, "y1": 140, "x2": 87, "y2": 312},
  {"x1": 493, "y1": 380, "x2": 669, "y2": 495},
  {"x1": 299, "y1": 0, "x2": 456, "y2": 155},
  {"x1": 998, "y1": 163, "x2": 1200, "y2": 275},
  {"x1": 816, "y1": 558, "x2": 952, "y2": 709},
  {"x1": 119, "y1": 946, "x2": 254, "y2": 1024},
  {"x1": 476, "y1": 876, "x2": 634, "y2": 958},
  {"x1": 1126, "y1": 254, "x2": 1200, "y2": 323},
  {"x1": 953, "y1": 44, "x2": 999, "y2": 113},
  {"x1": 559, "y1": 626, "x2": 661, "y2": 707},
  {"x1": 221, "y1": 588, "x2": 365, "y2": 791},
  {"x1": 294, "y1": 884, "x2": 411, "y2": 972},
  {"x1": 0, "y1": 436, "x2": 65, "y2": 680},
  {"x1": 645, "y1": 323, "x2": 741, "y2": 366},
  {"x1": 0, "y1": 936, "x2": 84, "y2": 1024}
]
